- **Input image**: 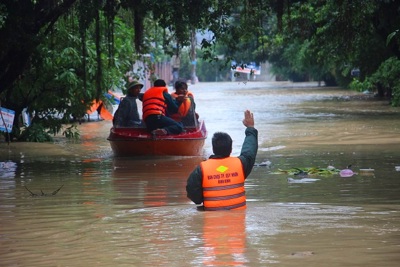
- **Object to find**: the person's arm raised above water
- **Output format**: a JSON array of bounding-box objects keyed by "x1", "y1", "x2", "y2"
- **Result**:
[
  {"x1": 242, "y1": 109, "x2": 255, "y2": 128},
  {"x1": 239, "y1": 110, "x2": 258, "y2": 177}
]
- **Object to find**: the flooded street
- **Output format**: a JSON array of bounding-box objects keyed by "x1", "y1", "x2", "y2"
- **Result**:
[{"x1": 1, "y1": 81, "x2": 400, "y2": 266}]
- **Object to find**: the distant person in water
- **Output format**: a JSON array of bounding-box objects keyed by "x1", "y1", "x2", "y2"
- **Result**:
[
  {"x1": 170, "y1": 79, "x2": 199, "y2": 127},
  {"x1": 142, "y1": 79, "x2": 184, "y2": 135},
  {"x1": 113, "y1": 80, "x2": 144, "y2": 128}
]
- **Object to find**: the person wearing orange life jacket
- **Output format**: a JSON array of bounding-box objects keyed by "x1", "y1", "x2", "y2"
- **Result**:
[
  {"x1": 186, "y1": 110, "x2": 258, "y2": 211},
  {"x1": 142, "y1": 79, "x2": 184, "y2": 135},
  {"x1": 170, "y1": 79, "x2": 199, "y2": 127}
]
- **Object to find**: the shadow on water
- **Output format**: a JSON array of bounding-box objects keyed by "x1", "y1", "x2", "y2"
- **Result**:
[{"x1": 1, "y1": 82, "x2": 400, "y2": 266}]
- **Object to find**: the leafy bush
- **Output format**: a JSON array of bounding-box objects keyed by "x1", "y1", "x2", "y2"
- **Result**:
[
  {"x1": 19, "y1": 124, "x2": 53, "y2": 142},
  {"x1": 4, "y1": 14, "x2": 135, "y2": 141},
  {"x1": 62, "y1": 125, "x2": 80, "y2": 140},
  {"x1": 367, "y1": 57, "x2": 400, "y2": 106},
  {"x1": 349, "y1": 78, "x2": 372, "y2": 92},
  {"x1": 391, "y1": 83, "x2": 400, "y2": 107}
]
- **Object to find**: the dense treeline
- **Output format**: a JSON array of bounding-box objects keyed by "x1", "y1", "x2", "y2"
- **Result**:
[{"x1": 0, "y1": 0, "x2": 399, "y2": 141}]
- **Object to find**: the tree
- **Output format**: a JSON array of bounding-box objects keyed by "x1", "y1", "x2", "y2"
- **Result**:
[
  {"x1": 2, "y1": 0, "x2": 400, "y2": 142},
  {"x1": 7, "y1": 14, "x2": 135, "y2": 141},
  {"x1": 0, "y1": 0, "x2": 243, "y2": 140},
  {"x1": 0, "y1": 0, "x2": 78, "y2": 96}
]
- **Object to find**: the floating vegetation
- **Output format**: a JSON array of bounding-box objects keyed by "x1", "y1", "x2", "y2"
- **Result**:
[{"x1": 273, "y1": 167, "x2": 341, "y2": 176}]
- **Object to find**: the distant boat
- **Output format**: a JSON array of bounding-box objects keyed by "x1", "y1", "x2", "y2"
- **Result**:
[{"x1": 107, "y1": 120, "x2": 207, "y2": 156}]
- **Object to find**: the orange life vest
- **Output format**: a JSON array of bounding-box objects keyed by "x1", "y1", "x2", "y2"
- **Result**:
[
  {"x1": 170, "y1": 92, "x2": 194, "y2": 121},
  {"x1": 200, "y1": 157, "x2": 246, "y2": 211},
  {"x1": 142, "y1": 86, "x2": 168, "y2": 120}
]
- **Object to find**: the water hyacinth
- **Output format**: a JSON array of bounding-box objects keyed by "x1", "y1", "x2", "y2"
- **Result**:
[{"x1": 275, "y1": 167, "x2": 341, "y2": 176}]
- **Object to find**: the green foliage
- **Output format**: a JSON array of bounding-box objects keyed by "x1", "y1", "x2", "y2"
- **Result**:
[
  {"x1": 367, "y1": 57, "x2": 400, "y2": 106},
  {"x1": 62, "y1": 125, "x2": 80, "y2": 140},
  {"x1": 197, "y1": 60, "x2": 230, "y2": 82},
  {"x1": 19, "y1": 124, "x2": 53, "y2": 142},
  {"x1": 370, "y1": 57, "x2": 400, "y2": 89},
  {"x1": 218, "y1": 0, "x2": 399, "y2": 88},
  {"x1": 0, "y1": 3, "x2": 6, "y2": 28},
  {"x1": 393, "y1": 85, "x2": 400, "y2": 107},
  {"x1": 18, "y1": 119, "x2": 80, "y2": 142},
  {"x1": 6, "y1": 12, "x2": 134, "y2": 141},
  {"x1": 274, "y1": 167, "x2": 341, "y2": 176},
  {"x1": 2, "y1": 0, "x2": 400, "y2": 145},
  {"x1": 348, "y1": 78, "x2": 371, "y2": 92},
  {"x1": 196, "y1": 61, "x2": 230, "y2": 82},
  {"x1": 387, "y1": 30, "x2": 399, "y2": 46}
]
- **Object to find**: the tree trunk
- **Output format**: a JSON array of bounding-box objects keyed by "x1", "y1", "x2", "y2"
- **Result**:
[{"x1": 190, "y1": 29, "x2": 198, "y2": 84}]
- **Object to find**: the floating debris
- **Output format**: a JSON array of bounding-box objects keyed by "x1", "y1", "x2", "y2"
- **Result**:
[
  {"x1": 339, "y1": 164, "x2": 357, "y2": 177},
  {"x1": 255, "y1": 160, "x2": 272, "y2": 167},
  {"x1": 287, "y1": 177, "x2": 320, "y2": 183},
  {"x1": 339, "y1": 169, "x2": 354, "y2": 177},
  {"x1": 290, "y1": 251, "x2": 315, "y2": 257},
  {"x1": 395, "y1": 166, "x2": 400, "y2": 172},
  {"x1": 359, "y1": 168, "x2": 374, "y2": 172},
  {"x1": 359, "y1": 168, "x2": 375, "y2": 175},
  {"x1": 274, "y1": 167, "x2": 340, "y2": 176}
]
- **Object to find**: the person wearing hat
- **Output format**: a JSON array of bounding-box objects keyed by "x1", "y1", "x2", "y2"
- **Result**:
[{"x1": 113, "y1": 80, "x2": 144, "y2": 128}]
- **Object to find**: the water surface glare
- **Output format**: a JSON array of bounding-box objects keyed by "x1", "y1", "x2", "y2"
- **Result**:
[{"x1": 1, "y1": 81, "x2": 400, "y2": 266}]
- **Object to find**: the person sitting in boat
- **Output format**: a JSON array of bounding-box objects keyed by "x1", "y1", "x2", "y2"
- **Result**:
[
  {"x1": 142, "y1": 79, "x2": 184, "y2": 136},
  {"x1": 170, "y1": 79, "x2": 199, "y2": 127},
  {"x1": 113, "y1": 80, "x2": 144, "y2": 128}
]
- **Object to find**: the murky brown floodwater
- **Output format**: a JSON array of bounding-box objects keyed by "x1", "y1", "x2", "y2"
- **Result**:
[{"x1": 1, "y1": 81, "x2": 400, "y2": 266}]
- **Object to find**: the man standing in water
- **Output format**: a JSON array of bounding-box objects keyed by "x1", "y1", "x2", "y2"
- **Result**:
[{"x1": 186, "y1": 110, "x2": 258, "y2": 210}]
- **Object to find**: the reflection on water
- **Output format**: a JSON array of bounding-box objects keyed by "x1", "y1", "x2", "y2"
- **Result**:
[
  {"x1": 201, "y1": 211, "x2": 247, "y2": 266},
  {"x1": 1, "y1": 82, "x2": 400, "y2": 266},
  {"x1": 112, "y1": 156, "x2": 201, "y2": 208}
]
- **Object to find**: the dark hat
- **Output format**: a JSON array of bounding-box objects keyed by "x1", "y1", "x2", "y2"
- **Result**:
[{"x1": 127, "y1": 80, "x2": 144, "y2": 90}]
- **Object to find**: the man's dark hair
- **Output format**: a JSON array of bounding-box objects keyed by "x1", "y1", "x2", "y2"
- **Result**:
[
  {"x1": 174, "y1": 79, "x2": 187, "y2": 90},
  {"x1": 154, "y1": 79, "x2": 166, "y2": 87},
  {"x1": 212, "y1": 132, "x2": 232, "y2": 157}
]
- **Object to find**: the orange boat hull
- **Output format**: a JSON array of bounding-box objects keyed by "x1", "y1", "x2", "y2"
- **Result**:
[{"x1": 108, "y1": 120, "x2": 207, "y2": 156}]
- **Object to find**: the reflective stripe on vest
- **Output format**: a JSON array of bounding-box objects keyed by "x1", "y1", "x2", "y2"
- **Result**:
[
  {"x1": 201, "y1": 157, "x2": 246, "y2": 211},
  {"x1": 142, "y1": 87, "x2": 168, "y2": 120}
]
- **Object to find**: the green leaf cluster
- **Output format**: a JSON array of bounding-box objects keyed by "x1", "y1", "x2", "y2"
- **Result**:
[
  {"x1": 2, "y1": 0, "x2": 400, "y2": 143},
  {"x1": 367, "y1": 57, "x2": 400, "y2": 106},
  {"x1": 274, "y1": 167, "x2": 341, "y2": 176},
  {"x1": 3, "y1": 11, "x2": 135, "y2": 141}
]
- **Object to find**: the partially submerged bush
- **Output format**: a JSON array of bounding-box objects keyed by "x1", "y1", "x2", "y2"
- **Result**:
[
  {"x1": 19, "y1": 124, "x2": 53, "y2": 142},
  {"x1": 18, "y1": 122, "x2": 80, "y2": 142},
  {"x1": 62, "y1": 125, "x2": 80, "y2": 140},
  {"x1": 349, "y1": 78, "x2": 372, "y2": 92},
  {"x1": 367, "y1": 57, "x2": 400, "y2": 106}
]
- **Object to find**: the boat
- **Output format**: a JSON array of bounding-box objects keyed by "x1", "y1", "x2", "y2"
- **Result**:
[{"x1": 107, "y1": 120, "x2": 207, "y2": 156}]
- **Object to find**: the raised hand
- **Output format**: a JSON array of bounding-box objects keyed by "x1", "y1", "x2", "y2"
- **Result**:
[{"x1": 242, "y1": 110, "x2": 254, "y2": 127}]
